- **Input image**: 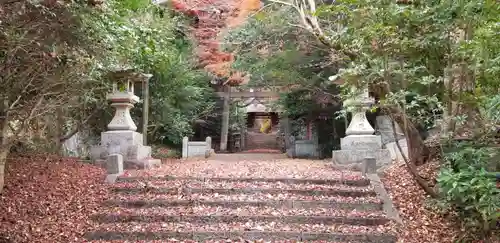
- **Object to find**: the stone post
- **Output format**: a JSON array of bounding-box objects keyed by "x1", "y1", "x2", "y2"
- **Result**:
[
  {"x1": 105, "y1": 154, "x2": 124, "y2": 175},
  {"x1": 205, "y1": 136, "x2": 212, "y2": 151},
  {"x1": 205, "y1": 136, "x2": 212, "y2": 158},
  {"x1": 182, "y1": 136, "x2": 189, "y2": 159}
]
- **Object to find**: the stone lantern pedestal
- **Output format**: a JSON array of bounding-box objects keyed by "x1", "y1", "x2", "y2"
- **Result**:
[
  {"x1": 90, "y1": 71, "x2": 161, "y2": 169},
  {"x1": 332, "y1": 88, "x2": 391, "y2": 168}
]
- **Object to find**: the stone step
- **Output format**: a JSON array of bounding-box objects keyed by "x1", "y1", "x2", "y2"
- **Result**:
[
  {"x1": 107, "y1": 192, "x2": 382, "y2": 204},
  {"x1": 86, "y1": 227, "x2": 396, "y2": 242},
  {"x1": 116, "y1": 176, "x2": 370, "y2": 187},
  {"x1": 88, "y1": 220, "x2": 394, "y2": 233},
  {"x1": 103, "y1": 199, "x2": 383, "y2": 211},
  {"x1": 112, "y1": 186, "x2": 377, "y2": 197},
  {"x1": 92, "y1": 213, "x2": 389, "y2": 225},
  {"x1": 113, "y1": 178, "x2": 374, "y2": 191},
  {"x1": 96, "y1": 205, "x2": 385, "y2": 218}
]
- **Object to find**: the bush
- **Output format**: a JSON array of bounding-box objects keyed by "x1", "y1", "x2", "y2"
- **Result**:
[
  {"x1": 437, "y1": 143, "x2": 500, "y2": 238},
  {"x1": 151, "y1": 145, "x2": 181, "y2": 159}
]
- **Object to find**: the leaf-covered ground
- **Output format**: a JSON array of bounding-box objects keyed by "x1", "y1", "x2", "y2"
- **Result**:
[
  {"x1": 0, "y1": 155, "x2": 109, "y2": 243},
  {"x1": 2, "y1": 153, "x2": 496, "y2": 242},
  {"x1": 382, "y1": 160, "x2": 499, "y2": 243}
]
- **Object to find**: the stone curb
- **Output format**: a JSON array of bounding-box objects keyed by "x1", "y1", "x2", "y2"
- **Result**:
[
  {"x1": 85, "y1": 231, "x2": 397, "y2": 242},
  {"x1": 92, "y1": 214, "x2": 390, "y2": 225},
  {"x1": 111, "y1": 187, "x2": 377, "y2": 197},
  {"x1": 366, "y1": 174, "x2": 403, "y2": 225},
  {"x1": 116, "y1": 176, "x2": 370, "y2": 186},
  {"x1": 103, "y1": 199, "x2": 383, "y2": 211}
]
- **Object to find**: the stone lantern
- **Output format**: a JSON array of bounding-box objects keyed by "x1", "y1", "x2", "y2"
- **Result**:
[
  {"x1": 106, "y1": 72, "x2": 152, "y2": 131},
  {"x1": 332, "y1": 87, "x2": 391, "y2": 169},
  {"x1": 343, "y1": 87, "x2": 375, "y2": 136},
  {"x1": 90, "y1": 69, "x2": 160, "y2": 170}
]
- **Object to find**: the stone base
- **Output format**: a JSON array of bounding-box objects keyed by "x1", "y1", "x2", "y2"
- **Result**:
[
  {"x1": 90, "y1": 130, "x2": 144, "y2": 161},
  {"x1": 102, "y1": 130, "x2": 143, "y2": 146},
  {"x1": 90, "y1": 130, "x2": 152, "y2": 162},
  {"x1": 340, "y1": 135, "x2": 382, "y2": 151},
  {"x1": 332, "y1": 149, "x2": 392, "y2": 168},
  {"x1": 90, "y1": 130, "x2": 161, "y2": 171},
  {"x1": 95, "y1": 158, "x2": 161, "y2": 170},
  {"x1": 125, "y1": 158, "x2": 161, "y2": 169},
  {"x1": 127, "y1": 145, "x2": 152, "y2": 161}
]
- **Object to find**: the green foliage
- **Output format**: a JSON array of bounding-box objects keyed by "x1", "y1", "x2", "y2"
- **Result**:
[
  {"x1": 483, "y1": 94, "x2": 500, "y2": 123},
  {"x1": 438, "y1": 168, "x2": 499, "y2": 233},
  {"x1": 227, "y1": 0, "x2": 500, "y2": 239},
  {"x1": 78, "y1": 0, "x2": 215, "y2": 145},
  {"x1": 444, "y1": 142, "x2": 497, "y2": 170},
  {"x1": 223, "y1": 6, "x2": 336, "y2": 88},
  {"x1": 151, "y1": 145, "x2": 181, "y2": 159},
  {"x1": 437, "y1": 141, "x2": 499, "y2": 236}
]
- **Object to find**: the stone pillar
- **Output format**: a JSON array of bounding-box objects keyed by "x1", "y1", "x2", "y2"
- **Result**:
[
  {"x1": 205, "y1": 136, "x2": 212, "y2": 158},
  {"x1": 220, "y1": 86, "x2": 230, "y2": 152},
  {"x1": 182, "y1": 136, "x2": 188, "y2": 159},
  {"x1": 142, "y1": 74, "x2": 153, "y2": 145},
  {"x1": 205, "y1": 136, "x2": 212, "y2": 151},
  {"x1": 376, "y1": 115, "x2": 408, "y2": 162},
  {"x1": 281, "y1": 115, "x2": 291, "y2": 150}
]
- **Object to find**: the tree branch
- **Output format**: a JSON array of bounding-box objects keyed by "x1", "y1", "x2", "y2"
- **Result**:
[{"x1": 59, "y1": 107, "x2": 102, "y2": 142}]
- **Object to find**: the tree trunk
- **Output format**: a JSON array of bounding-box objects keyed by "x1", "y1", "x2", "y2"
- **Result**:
[
  {"x1": 443, "y1": 25, "x2": 481, "y2": 138},
  {"x1": 0, "y1": 99, "x2": 9, "y2": 193},
  {"x1": 391, "y1": 115, "x2": 439, "y2": 198},
  {"x1": 54, "y1": 108, "x2": 64, "y2": 154},
  {"x1": 0, "y1": 119, "x2": 10, "y2": 194},
  {"x1": 386, "y1": 106, "x2": 430, "y2": 165},
  {"x1": 0, "y1": 147, "x2": 7, "y2": 194}
]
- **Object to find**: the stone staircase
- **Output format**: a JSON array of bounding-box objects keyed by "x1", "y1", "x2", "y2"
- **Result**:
[
  {"x1": 85, "y1": 175, "x2": 398, "y2": 242},
  {"x1": 245, "y1": 130, "x2": 280, "y2": 151}
]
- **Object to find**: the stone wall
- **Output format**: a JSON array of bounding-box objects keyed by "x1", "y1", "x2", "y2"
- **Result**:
[
  {"x1": 286, "y1": 136, "x2": 320, "y2": 159},
  {"x1": 182, "y1": 136, "x2": 212, "y2": 159},
  {"x1": 62, "y1": 132, "x2": 96, "y2": 158}
]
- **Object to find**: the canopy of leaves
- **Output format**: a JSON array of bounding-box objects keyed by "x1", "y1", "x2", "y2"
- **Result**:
[
  {"x1": 0, "y1": 0, "x2": 215, "y2": 148},
  {"x1": 79, "y1": 0, "x2": 216, "y2": 145},
  {"x1": 223, "y1": 6, "x2": 337, "y2": 89}
]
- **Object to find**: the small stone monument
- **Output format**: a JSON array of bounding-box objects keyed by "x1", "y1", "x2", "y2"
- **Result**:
[
  {"x1": 332, "y1": 88, "x2": 391, "y2": 168},
  {"x1": 90, "y1": 69, "x2": 161, "y2": 169},
  {"x1": 376, "y1": 115, "x2": 408, "y2": 162}
]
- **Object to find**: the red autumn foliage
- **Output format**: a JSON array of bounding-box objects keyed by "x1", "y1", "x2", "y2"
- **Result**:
[
  {"x1": 170, "y1": 0, "x2": 200, "y2": 16},
  {"x1": 0, "y1": 155, "x2": 109, "y2": 243},
  {"x1": 172, "y1": 0, "x2": 247, "y2": 84}
]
